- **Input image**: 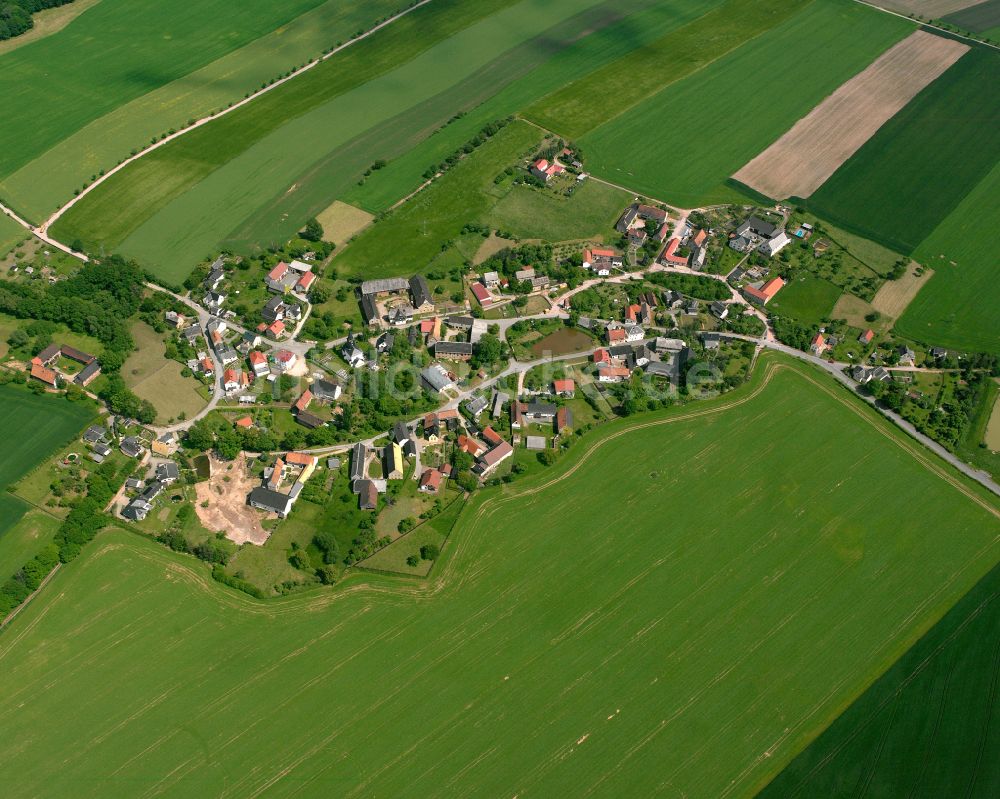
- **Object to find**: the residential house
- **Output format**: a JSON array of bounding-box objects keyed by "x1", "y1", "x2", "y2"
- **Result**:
[
  {"x1": 392, "y1": 421, "x2": 416, "y2": 457},
  {"x1": 530, "y1": 158, "x2": 564, "y2": 181},
  {"x1": 155, "y1": 462, "x2": 180, "y2": 484},
  {"x1": 598, "y1": 365, "x2": 631, "y2": 383},
  {"x1": 700, "y1": 332, "x2": 722, "y2": 350},
  {"x1": 419, "y1": 468, "x2": 443, "y2": 493},
  {"x1": 858, "y1": 329, "x2": 875, "y2": 345},
  {"x1": 384, "y1": 443, "x2": 404, "y2": 480},
  {"x1": 464, "y1": 394, "x2": 488, "y2": 417},
  {"x1": 482, "y1": 271, "x2": 500, "y2": 289},
  {"x1": 897, "y1": 345, "x2": 916, "y2": 366},
  {"x1": 490, "y1": 389, "x2": 509, "y2": 418},
  {"x1": 164, "y1": 310, "x2": 186, "y2": 328},
  {"x1": 83, "y1": 425, "x2": 107, "y2": 445},
  {"x1": 709, "y1": 301, "x2": 729, "y2": 320},
  {"x1": 271, "y1": 349, "x2": 297, "y2": 372},
  {"x1": 758, "y1": 231, "x2": 790, "y2": 257},
  {"x1": 265, "y1": 261, "x2": 290, "y2": 292},
  {"x1": 30, "y1": 362, "x2": 59, "y2": 388},
  {"x1": 660, "y1": 238, "x2": 689, "y2": 266},
  {"x1": 312, "y1": 379, "x2": 342, "y2": 403},
  {"x1": 74, "y1": 360, "x2": 102, "y2": 387},
  {"x1": 120, "y1": 436, "x2": 145, "y2": 459},
  {"x1": 222, "y1": 368, "x2": 242, "y2": 393},
  {"x1": 553, "y1": 378, "x2": 575, "y2": 397},
  {"x1": 248, "y1": 350, "x2": 270, "y2": 377},
  {"x1": 458, "y1": 434, "x2": 484, "y2": 458},
  {"x1": 810, "y1": 333, "x2": 828, "y2": 356},
  {"x1": 523, "y1": 402, "x2": 557, "y2": 421}
]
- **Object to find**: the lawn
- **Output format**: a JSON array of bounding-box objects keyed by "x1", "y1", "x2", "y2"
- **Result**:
[
  {"x1": 0, "y1": 0, "x2": 402, "y2": 221},
  {"x1": 578, "y1": 0, "x2": 914, "y2": 207},
  {"x1": 0, "y1": 385, "x2": 94, "y2": 541},
  {"x1": 769, "y1": 275, "x2": 844, "y2": 325},
  {"x1": 759, "y1": 559, "x2": 1000, "y2": 798},
  {"x1": 121, "y1": 322, "x2": 206, "y2": 423},
  {"x1": 895, "y1": 159, "x2": 1000, "y2": 355},
  {"x1": 361, "y1": 494, "x2": 466, "y2": 577},
  {"x1": 806, "y1": 47, "x2": 1000, "y2": 254},
  {"x1": 0, "y1": 355, "x2": 997, "y2": 796},
  {"x1": 0, "y1": 0, "x2": 333, "y2": 190}
]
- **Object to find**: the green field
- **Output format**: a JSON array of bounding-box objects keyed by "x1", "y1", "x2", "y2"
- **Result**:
[
  {"x1": 121, "y1": 322, "x2": 207, "y2": 423},
  {"x1": 769, "y1": 274, "x2": 843, "y2": 325},
  {"x1": 0, "y1": 356, "x2": 997, "y2": 796},
  {"x1": 0, "y1": 0, "x2": 337, "y2": 190},
  {"x1": 806, "y1": 47, "x2": 1000, "y2": 255},
  {"x1": 0, "y1": 0, "x2": 403, "y2": 221},
  {"x1": 760, "y1": 559, "x2": 1000, "y2": 798},
  {"x1": 895, "y1": 159, "x2": 1000, "y2": 355},
  {"x1": 0, "y1": 386, "x2": 93, "y2": 541},
  {"x1": 525, "y1": 0, "x2": 808, "y2": 138},
  {"x1": 0, "y1": 213, "x2": 24, "y2": 255},
  {"x1": 576, "y1": 0, "x2": 914, "y2": 207},
  {"x1": 0, "y1": 510, "x2": 61, "y2": 582},
  {"x1": 333, "y1": 121, "x2": 542, "y2": 279},
  {"x1": 942, "y1": 0, "x2": 1000, "y2": 33},
  {"x1": 53, "y1": 0, "x2": 726, "y2": 281}
]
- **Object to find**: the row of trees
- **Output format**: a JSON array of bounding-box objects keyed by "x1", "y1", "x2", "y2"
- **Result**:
[{"x1": 0, "y1": 0, "x2": 72, "y2": 41}]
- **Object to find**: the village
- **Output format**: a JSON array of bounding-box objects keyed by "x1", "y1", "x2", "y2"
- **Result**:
[{"x1": 25, "y1": 164, "x2": 982, "y2": 597}]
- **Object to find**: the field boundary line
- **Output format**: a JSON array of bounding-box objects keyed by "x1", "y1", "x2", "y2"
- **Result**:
[
  {"x1": 853, "y1": 1, "x2": 1000, "y2": 51},
  {"x1": 0, "y1": 564, "x2": 61, "y2": 630}
]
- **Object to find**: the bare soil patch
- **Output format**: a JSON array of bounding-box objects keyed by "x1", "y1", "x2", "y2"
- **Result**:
[
  {"x1": 871, "y1": 262, "x2": 934, "y2": 318},
  {"x1": 870, "y1": 0, "x2": 988, "y2": 16},
  {"x1": 315, "y1": 200, "x2": 373, "y2": 246},
  {"x1": 194, "y1": 454, "x2": 270, "y2": 546},
  {"x1": 733, "y1": 31, "x2": 967, "y2": 199}
]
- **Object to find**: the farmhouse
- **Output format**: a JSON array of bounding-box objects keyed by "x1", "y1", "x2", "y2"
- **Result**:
[
  {"x1": 474, "y1": 439, "x2": 513, "y2": 477},
  {"x1": 248, "y1": 487, "x2": 293, "y2": 517},
  {"x1": 530, "y1": 158, "x2": 564, "y2": 181},
  {"x1": 384, "y1": 443, "x2": 404, "y2": 480},
  {"x1": 470, "y1": 282, "x2": 492, "y2": 307},
  {"x1": 433, "y1": 341, "x2": 473, "y2": 361},
  {"x1": 357, "y1": 479, "x2": 378, "y2": 510},
  {"x1": 582, "y1": 247, "x2": 621, "y2": 275},
  {"x1": 810, "y1": 333, "x2": 828, "y2": 355},
  {"x1": 742, "y1": 278, "x2": 784, "y2": 306},
  {"x1": 29, "y1": 362, "x2": 59, "y2": 388},
  {"x1": 421, "y1": 364, "x2": 455, "y2": 394},
  {"x1": 553, "y1": 378, "x2": 575, "y2": 397},
  {"x1": 74, "y1": 360, "x2": 102, "y2": 387},
  {"x1": 598, "y1": 365, "x2": 631, "y2": 383},
  {"x1": 616, "y1": 203, "x2": 668, "y2": 235},
  {"x1": 659, "y1": 238, "x2": 689, "y2": 266}
]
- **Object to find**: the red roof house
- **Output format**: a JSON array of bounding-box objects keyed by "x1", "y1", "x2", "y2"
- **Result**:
[{"x1": 660, "y1": 238, "x2": 689, "y2": 266}]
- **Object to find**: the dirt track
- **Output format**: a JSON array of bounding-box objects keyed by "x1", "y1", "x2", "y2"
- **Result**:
[{"x1": 733, "y1": 31, "x2": 967, "y2": 199}]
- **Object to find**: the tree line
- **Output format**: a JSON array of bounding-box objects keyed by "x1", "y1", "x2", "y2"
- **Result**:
[{"x1": 0, "y1": 0, "x2": 73, "y2": 41}]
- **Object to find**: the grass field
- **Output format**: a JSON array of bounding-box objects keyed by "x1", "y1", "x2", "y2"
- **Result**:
[
  {"x1": 0, "y1": 213, "x2": 23, "y2": 255},
  {"x1": 942, "y1": 0, "x2": 1000, "y2": 32},
  {"x1": 525, "y1": 0, "x2": 806, "y2": 139},
  {"x1": 0, "y1": 0, "x2": 336, "y2": 187},
  {"x1": 577, "y1": 0, "x2": 914, "y2": 207},
  {"x1": 315, "y1": 201, "x2": 373, "y2": 246},
  {"x1": 51, "y1": 0, "x2": 587, "y2": 275},
  {"x1": 0, "y1": 355, "x2": 997, "y2": 796},
  {"x1": 759, "y1": 558, "x2": 1000, "y2": 798},
  {"x1": 895, "y1": 159, "x2": 1000, "y2": 354},
  {"x1": 0, "y1": 386, "x2": 93, "y2": 541},
  {"x1": 769, "y1": 274, "x2": 844, "y2": 325},
  {"x1": 806, "y1": 46, "x2": 1000, "y2": 254},
  {"x1": 0, "y1": 510, "x2": 61, "y2": 583},
  {"x1": 333, "y1": 121, "x2": 542, "y2": 279},
  {"x1": 489, "y1": 177, "x2": 629, "y2": 241},
  {"x1": 121, "y1": 322, "x2": 207, "y2": 423},
  {"x1": 53, "y1": 0, "x2": 722, "y2": 280},
  {"x1": 0, "y1": 0, "x2": 403, "y2": 221}
]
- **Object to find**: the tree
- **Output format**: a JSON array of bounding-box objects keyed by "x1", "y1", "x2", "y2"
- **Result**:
[
  {"x1": 301, "y1": 218, "x2": 324, "y2": 242},
  {"x1": 185, "y1": 420, "x2": 215, "y2": 452},
  {"x1": 420, "y1": 544, "x2": 440, "y2": 561},
  {"x1": 472, "y1": 333, "x2": 503, "y2": 368},
  {"x1": 313, "y1": 529, "x2": 340, "y2": 564},
  {"x1": 406, "y1": 555, "x2": 419, "y2": 567}
]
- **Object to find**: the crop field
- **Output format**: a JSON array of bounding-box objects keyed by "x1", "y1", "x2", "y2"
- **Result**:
[
  {"x1": 525, "y1": 0, "x2": 806, "y2": 139},
  {"x1": 806, "y1": 47, "x2": 1000, "y2": 255},
  {"x1": 0, "y1": 0, "x2": 338, "y2": 193},
  {"x1": 759, "y1": 559, "x2": 1000, "y2": 798},
  {"x1": 0, "y1": 0, "x2": 403, "y2": 221},
  {"x1": 121, "y1": 323, "x2": 207, "y2": 423},
  {"x1": 0, "y1": 386, "x2": 93, "y2": 540},
  {"x1": 896, "y1": 160, "x2": 1000, "y2": 354},
  {"x1": 0, "y1": 213, "x2": 23, "y2": 256},
  {"x1": 943, "y1": 0, "x2": 1000, "y2": 32},
  {"x1": 0, "y1": 356, "x2": 998, "y2": 796},
  {"x1": 341, "y1": 0, "x2": 722, "y2": 214},
  {"x1": 0, "y1": 510, "x2": 61, "y2": 585},
  {"x1": 52, "y1": 0, "x2": 607, "y2": 274},
  {"x1": 315, "y1": 201, "x2": 373, "y2": 246},
  {"x1": 732, "y1": 31, "x2": 967, "y2": 200},
  {"x1": 333, "y1": 121, "x2": 542, "y2": 279},
  {"x1": 54, "y1": 0, "x2": 725, "y2": 281},
  {"x1": 578, "y1": 0, "x2": 914, "y2": 207}
]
